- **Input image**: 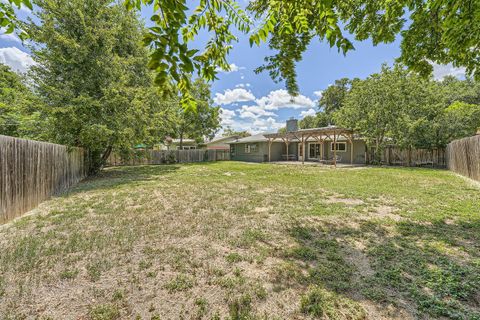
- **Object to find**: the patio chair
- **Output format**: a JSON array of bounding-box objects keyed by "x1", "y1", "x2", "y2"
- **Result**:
[{"x1": 326, "y1": 155, "x2": 342, "y2": 165}]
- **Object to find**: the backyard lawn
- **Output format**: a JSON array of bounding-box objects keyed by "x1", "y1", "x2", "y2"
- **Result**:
[{"x1": 0, "y1": 162, "x2": 479, "y2": 319}]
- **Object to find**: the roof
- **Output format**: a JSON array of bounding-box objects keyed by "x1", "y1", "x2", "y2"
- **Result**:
[
  {"x1": 170, "y1": 139, "x2": 197, "y2": 144},
  {"x1": 229, "y1": 133, "x2": 270, "y2": 144},
  {"x1": 206, "y1": 135, "x2": 240, "y2": 145},
  {"x1": 229, "y1": 126, "x2": 363, "y2": 144},
  {"x1": 264, "y1": 125, "x2": 353, "y2": 139}
]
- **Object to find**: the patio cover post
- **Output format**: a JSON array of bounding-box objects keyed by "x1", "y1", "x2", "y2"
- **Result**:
[
  {"x1": 333, "y1": 132, "x2": 337, "y2": 168},
  {"x1": 349, "y1": 134, "x2": 354, "y2": 165},
  {"x1": 320, "y1": 137, "x2": 324, "y2": 161},
  {"x1": 268, "y1": 138, "x2": 273, "y2": 162},
  {"x1": 301, "y1": 135, "x2": 305, "y2": 164},
  {"x1": 286, "y1": 139, "x2": 289, "y2": 161}
]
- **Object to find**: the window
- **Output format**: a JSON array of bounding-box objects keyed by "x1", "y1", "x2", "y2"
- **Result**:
[
  {"x1": 309, "y1": 143, "x2": 320, "y2": 158},
  {"x1": 331, "y1": 142, "x2": 347, "y2": 152},
  {"x1": 230, "y1": 145, "x2": 235, "y2": 156},
  {"x1": 245, "y1": 144, "x2": 257, "y2": 153},
  {"x1": 176, "y1": 146, "x2": 197, "y2": 150}
]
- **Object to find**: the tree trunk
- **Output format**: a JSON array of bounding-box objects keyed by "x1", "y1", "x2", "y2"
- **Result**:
[
  {"x1": 101, "y1": 146, "x2": 113, "y2": 166},
  {"x1": 179, "y1": 131, "x2": 184, "y2": 150},
  {"x1": 87, "y1": 146, "x2": 112, "y2": 176}
]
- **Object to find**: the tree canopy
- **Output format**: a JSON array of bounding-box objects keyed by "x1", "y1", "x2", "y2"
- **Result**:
[
  {"x1": 28, "y1": 0, "x2": 165, "y2": 173},
  {"x1": 3, "y1": 0, "x2": 480, "y2": 105},
  {"x1": 333, "y1": 64, "x2": 480, "y2": 160},
  {"x1": 0, "y1": 64, "x2": 46, "y2": 139}
]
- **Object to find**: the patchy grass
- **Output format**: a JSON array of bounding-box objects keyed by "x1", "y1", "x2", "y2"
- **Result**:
[{"x1": 0, "y1": 162, "x2": 479, "y2": 319}]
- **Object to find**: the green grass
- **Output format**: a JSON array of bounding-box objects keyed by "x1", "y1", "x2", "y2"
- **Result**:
[{"x1": 0, "y1": 162, "x2": 479, "y2": 319}]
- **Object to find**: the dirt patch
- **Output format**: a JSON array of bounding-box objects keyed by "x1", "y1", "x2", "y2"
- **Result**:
[
  {"x1": 344, "y1": 240, "x2": 374, "y2": 278},
  {"x1": 254, "y1": 206, "x2": 273, "y2": 213},
  {"x1": 369, "y1": 205, "x2": 403, "y2": 221},
  {"x1": 325, "y1": 196, "x2": 364, "y2": 206},
  {"x1": 256, "y1": 188, "x2": 275, "y2": 194}
]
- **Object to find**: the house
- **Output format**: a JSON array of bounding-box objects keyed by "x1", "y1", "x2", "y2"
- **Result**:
[
  {"x1": 159, "y1": 138, "x2": 204, "y2": 150},
  {"x1": 228, "y1": 119, "x2": 367, "y2": 165},
  {"x1": 205, "y1": 135, "x2": 241, "y2": 150}
]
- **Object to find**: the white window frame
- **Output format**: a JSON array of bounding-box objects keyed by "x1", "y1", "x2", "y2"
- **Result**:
[
  {"x1": 331, "y1": 142, "x2": 347, "y2": 153},
  {"x1": 308, "y1": 142, "x2": 320, "y2": 159},
  {"x1": 245, "y1": 144, "x2": 257, "y2": 153}
]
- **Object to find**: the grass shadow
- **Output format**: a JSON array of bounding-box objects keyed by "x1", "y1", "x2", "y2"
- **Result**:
[
  {"x1": 282, "y1": 217, "x2": 480, "y2": 319},
  {"x1": 66, "y1": 164, "x2": 182, "y2": 195}
]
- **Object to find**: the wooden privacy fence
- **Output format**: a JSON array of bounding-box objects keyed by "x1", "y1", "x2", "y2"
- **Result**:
[
  {"x1": 368, "y1": 146, "x2": 446, "y2": 168},
  {"x1": 106, "y1": 149, "x2": 230, "y2": 166},
  {"x1": 0, "y1": 135, "x2": 87, "y2": 224},
  {"x1": 447, "y1": 135, "x2": 480, "y2": 182}
]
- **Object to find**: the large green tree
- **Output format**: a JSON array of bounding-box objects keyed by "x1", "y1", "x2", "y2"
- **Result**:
[
  {"x1": 334, "y1": 64, "x2": 430, "y2": 160},
  {"x1": 4, "y1": 1, "x2": 480, "y2": 103},
  {"x1": 299, "y1": 112, "x2": 331, "y2": 129},
  {"x1": 0, "y1": 64, "x2": 47, "y2": 139},
  {"x1": 0, "y1": 0, "x2": 31, "y2": 40},
  {"x1": 28, "y1": 0, "x2": 156, "y2": 174},
  {"x1": 335, "y1": 64, "x2": 480, "y2": 160},
  {"x1": 171, "y1": 78, "x2": 221, "y2": 148}
]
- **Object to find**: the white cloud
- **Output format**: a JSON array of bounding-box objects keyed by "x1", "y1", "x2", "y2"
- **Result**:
[
  {"x1": 256, "y1": 89, "x2": 315, "y2": 110},
  {"x1": 216, "y1": 63, "x2": 244, "y2": 73},
  {"x1": 0, "y1": 47, "x2": 35, "y2": 73},
  {"x1": 300, "y1": 108, "x2": 316, "y2": 118},
  {"x1": 213, "y1": 88, "x2": 256, "y2": 105},
  {"x1": 239, "y1": 105, "x2": 277, "y2": 119},
  {"x1": 251, "y1": 117, "x2": 284, "y2": 133},
  {"x1": 235, "y1": 83, "x2": 251, "y2": 88},
  {"x1": 313, "y1": 90, "x2": 323, "y2": 99},
  {"x1": 220, "y1": 108, "x2": 236, "y2": 126},
  {"x1": 432, "y1": 63, "x2": 466, "y2": 80}
]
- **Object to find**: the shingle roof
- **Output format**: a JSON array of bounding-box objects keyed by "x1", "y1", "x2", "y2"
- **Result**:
[
  {"x1": 206, "y1": 135, "x2": 240, "y2": 144},
  {"x1": 229, "y1": 133, "x2": 271, "y2": 144}
]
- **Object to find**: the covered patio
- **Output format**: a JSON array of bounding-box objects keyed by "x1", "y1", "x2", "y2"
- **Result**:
[{"x1": 264, "y1": 126, "x2": 356, "y2": 167}]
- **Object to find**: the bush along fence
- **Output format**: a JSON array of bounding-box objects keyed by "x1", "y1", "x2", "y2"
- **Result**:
[
  {"x1": 367, "y1": 146, "x2": 446, "y2": 168},
  {"x1": 105, "y1": 149, "x2": 230, "y2": 166},
  {"x1": 447, "y1": 134, "x2": 480, "y2": 182},
  {"x1": 0, "y1": 135, "x2": 87, "y2": 224}
]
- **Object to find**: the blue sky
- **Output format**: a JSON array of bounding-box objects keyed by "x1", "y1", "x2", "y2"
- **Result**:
[{"x1": 0, "y1": 2, "x2": 467, "y2": 135}]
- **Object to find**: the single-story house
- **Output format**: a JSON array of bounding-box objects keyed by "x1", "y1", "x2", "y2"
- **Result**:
[
  {"x1": 228, "y1": 119, "x2": 367, "y2": 165},
  {"x1": 158, "y1": 138, "x2": 203, "y2": 150},
  {"x1": 205, "y1": 135, "x2": 241, "y2": 150}
]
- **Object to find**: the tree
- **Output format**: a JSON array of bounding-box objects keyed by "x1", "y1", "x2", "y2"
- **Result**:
[
  {"x1": 438, "y1": 102, "x2": 480, "y2": 146},
  {"x1": 28, "y1": 0, "x2": 156, "y2": 174},
  {"x1": 248, "y1": 0, "x2": 480, "y2": 95},
  {"x1": 126, "y1": 0, "x2": 251, "y2": 109},
  {"x1": 334, "y1": 64, "x2": 429, "y2": 161},
  {"x1": 0, "y1": 0, "x2": 31, "y2": 40},
  {"x1": 0, "y1": 64, "x2": 47, "y2": 139},
  {"x1": 3, "y1": 1, "x2": 480, "y2": 100},
  {"x1": 334, "y1": 64, "x2": 480, "y2": 161},
  {"x1": 319, "y1": 78, "x2": 355, "y2": 115},
  {"x1": 299, "y1": 112, "x2": 331, "y2": 129},
  {"x1": 222, "y1": 127, "x2": 250, "y2": 138},
  {"x1": 170, "y1": 78, "x2": 221, "y2": 148}
]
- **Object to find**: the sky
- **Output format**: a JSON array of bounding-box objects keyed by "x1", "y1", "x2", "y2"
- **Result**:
[{"x1": 0, "y1": 2, "x2": 467, "y2": 135}]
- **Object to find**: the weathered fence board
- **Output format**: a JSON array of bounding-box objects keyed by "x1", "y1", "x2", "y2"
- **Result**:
[
  {"x1": 368, "y1": 146, "x2": 446, "y2": 168},
  {"x1": 106, "y1": 149, "x2": 230, "y2": 166},
  {"x1": 0, "y1": 135, "x2": 87, "y2": 224},
  {"x1": 447, "y1": 135, "x2": 480, "y2": 182}
]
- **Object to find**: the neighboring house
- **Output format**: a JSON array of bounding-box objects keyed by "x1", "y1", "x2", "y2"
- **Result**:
[
  {"x1": 229, "y1": 119, "x2": 367, "y2": 164},
  {"x1": 206, "y1": 135, "x2": 241, "y2": 150},
  {"x1": 160, "y1": 139, "x2": 204, "y2": 150}
]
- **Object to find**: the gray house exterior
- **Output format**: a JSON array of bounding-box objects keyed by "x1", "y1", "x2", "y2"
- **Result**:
[{"x1": 229, "y1": 120, "x2": 367, "y2": 165}]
